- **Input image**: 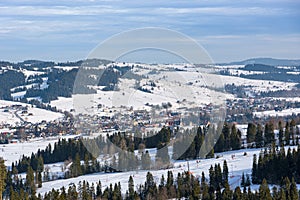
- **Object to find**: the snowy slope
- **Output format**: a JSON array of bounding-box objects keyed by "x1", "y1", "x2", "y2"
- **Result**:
[
  {"x1": 0, "y1": 135, "x2": 79, "y2": 166},
  {"x1": 0, "y1": 100, "x2": 63, "y2": 125},
  {"x1": 254, "y1": 108, "x2": 300, "y2": 118},
  {"x1": 36, "y1": 147, "x2": 296, "y2": 195}
]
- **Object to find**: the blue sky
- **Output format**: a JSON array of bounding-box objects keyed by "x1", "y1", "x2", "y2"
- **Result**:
[{"x1": 0, "y1": 0, "x2": 299, "y2": 63}]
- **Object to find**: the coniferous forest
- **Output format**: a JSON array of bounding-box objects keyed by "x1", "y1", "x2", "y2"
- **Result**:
[{"x1": 1, "y1": 118, "x2": 300, "y2": 199}]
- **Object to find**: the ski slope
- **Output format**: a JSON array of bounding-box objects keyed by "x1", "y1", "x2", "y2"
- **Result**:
[{"x1": 37, "y1": 147, "x2": 298, "y2": 195}]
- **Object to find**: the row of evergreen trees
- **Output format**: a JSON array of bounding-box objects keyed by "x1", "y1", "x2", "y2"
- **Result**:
[
  {"x1": 13, "y1": 119, "x2": 300, "y2": 176},
  {"x1": 5, "y1": 169, "x2": 299, "y2": 200},
  {"x1": 246, "y1": 119, "x2": 299, "y2": 147},
  {"x1": 175, "y1": 119, "x2": 300, "y2": 161},
  {"x1": 252, "y1": 145, "x2": 300, "y2": 184},
  {"x1": 14, "y1": 138, "x2": 95, "y2": 173}
]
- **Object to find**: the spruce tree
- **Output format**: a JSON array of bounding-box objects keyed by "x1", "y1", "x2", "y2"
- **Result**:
[
  {"x1": 241, "y1": 173, "x2": 245, "y2": 187},
  {"x1": 222, "y1": 160, "x2": 229, "y2": 186},
  {"x1": 230, "y1": 124, "x2": 241, "y2": 150},
  {"x1": 245, "y1": 175, "x2": 251, "y2": 187},
  {"x1": 290, "y1": 178, "x2": 299, "y2": 200},
  {"x1": 255, "y1": 124, "x2": 264, "y2": 147},
  {"x1": 252, "y1": 154, "x2": 258, "y2": 184},
  {"x1": 37, "y1": 171, "x2": 42, "y2": 188},
  {"x1": 25, "y1": 166, "x2": 36, "y2": 195},
  {"x1": 285, "y1": 121, "x2": 290, "y2": 145},
  {"x1": 264, "y1": 122, "x2": 275, "y2": 145},
  {"x1": 209, "y1": 165, "x2": 216, "y2": 192},
  {"x1": 259, "y1": 179, "x2": 272, "y2": 200},
  {"x1": 233, "y1": 186, "x2": 242, "y2": 200},
  {"x1": 0, "y1": 158, "x2": 6, "y2": 200},
  {"x1": 96, "y1": 181, "x2": 102, "y2": 197},
  {"x1": 247, "y1": 123, "x2": 256, "y2": 144},
  {"x1": 128, "y1": 176, "x2": 134, "y2": 200},
  {"x1": 223, "y1": 123, "x2": 231, "y2": 151},
  {"x1": 279, "y1": 121, "x2": 284, "y2": 146},
  {"x1": 222, "y1": 182, "x2": 232, "y2": 200}
]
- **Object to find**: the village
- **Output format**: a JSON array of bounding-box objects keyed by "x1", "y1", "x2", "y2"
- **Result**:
[{"x1": 1, "y1": 95, "x2": 300, "y2": 145}]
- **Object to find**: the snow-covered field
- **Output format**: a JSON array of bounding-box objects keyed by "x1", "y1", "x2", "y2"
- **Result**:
[
  {"x1": 254, "y1": 108, "x2": 300, "y2": 118},
  {"x1": 50, "y1": 97, "x2": 74, "y2": 112},
  {"x1": 0, "y1": 135, "x2": 78, "y2": 166},
  {"x1": 49, "y1": 63, "x2": 297, "y2": 114},
  {"x1": 0, "y1": 138, "x2": 57, "y2": 166},
  {"x1": 0, "y1": 100, "x2": 63, "y2": 125}
]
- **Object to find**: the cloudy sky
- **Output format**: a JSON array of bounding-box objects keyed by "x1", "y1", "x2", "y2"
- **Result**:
[{"x1": 0, "y1": 0, "x2": 299, "y2": 63}]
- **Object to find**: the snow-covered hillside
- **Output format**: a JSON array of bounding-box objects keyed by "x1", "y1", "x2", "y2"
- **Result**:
[
  {"x1": 0, "y1": 100, "x2": 63, "y2": 125},
  {"x1": 36, "y1": 146, "x2": 299, "y2": 195}
]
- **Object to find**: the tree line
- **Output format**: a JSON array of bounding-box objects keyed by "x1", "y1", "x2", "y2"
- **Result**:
[
  {"x1": 3, "y1": 167, "x2": 299, "y2": 200},
  {"x1": 252, "y1": 145, "x2": 300, "y2": 184}
]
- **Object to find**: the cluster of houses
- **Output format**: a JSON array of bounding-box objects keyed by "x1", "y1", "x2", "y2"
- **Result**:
[
  {"x1": 2, "y1": 95, "x2": 300, "y2": 144},
  {"x1": 74, "y1": 105, "x2": 183, "y2": 136},
  {"x1": 0, "y1": 104, "x2": 73, "y2": 144}
]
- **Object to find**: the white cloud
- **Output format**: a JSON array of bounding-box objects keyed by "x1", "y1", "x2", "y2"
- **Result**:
[
  {"x1": 153, "y1": 6, "x2": 286, "y2": 16},
  {"x1": 0, "y1": 5, "x2": 129, "y2": 16}
]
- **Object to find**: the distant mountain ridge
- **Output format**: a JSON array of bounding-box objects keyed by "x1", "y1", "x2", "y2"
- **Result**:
[
  {"x1": 220, "y1": 58, "x2": 300, "y2": 66},
  {"x1": 2, "y1": 57, "x2": 300, "y2": 67}
]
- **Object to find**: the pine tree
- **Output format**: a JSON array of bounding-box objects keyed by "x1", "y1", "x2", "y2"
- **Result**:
[
  {"x1": 223, "y1": 122, "x2": 231, "y2": 151},
  {"x1": 255, "y1": 124, "x2": 264, "y2": 147},
  {"x1": 283, "y1": 177, "x2": 291, "y2": 199},
  {"x1": 60, "y1": 186, "x2": 67, "y2": 200},
  {"x1": 165, "y1": 171, "x2": 173, "y2": 188},
  {"x1": 241, "y1": 173, "x2": 245, "y2": 187},
  {"x1": 37, "y1": 156, "x2": 44, "y2": 173},
  {"x1": 215, "y1": 133, "x2": 225, "y2": 153},
  {"x1": 279, "y1": 188, "x2": 287, "y2": 200},
  {"x1": 290, "y1": 178, "x2": 299, "y2": 200},
  {"x1": 215, "y1": 164, "x2": 222, "y2": 188},
  {"x1": 245, "y1": 174, "x2": 251, "y2": 187},
  {"x1": 222, "y1": 160, "x2": 229, "y2": 186},
  {"x1": 191, "y1": 175, "x2": 201, "y2": 199},
  {"x1": 25, "y1": 166, "x2": 36, "y2": 195},
  {"x1": 0, "y1": 158, "x2": 6, "y2": 200},
  {"x1": 201, "y1": 171, "x2": 206, "y2": 187},
  {"x1": 290, "y1": 119, "x2": 296, "y2": 145},
  {"x1": 222, "y1": 182, "x2": 232, "y2": 200},
  {"x1": 159, "y1": 174, "x2": 165, "y2": 188},
  {"x1": 70, "y1": 153, "x2": 82, "y2": 177},
  {"x1": 233, "y1": 186, "x2": 242, "y2": 200},
  {"x1": 144, "y1": 172, "x2": 157, "y2": 199},
  {"x1": 128, "y1": 176, "x2": 134, "y2": 200},
  {"x1": 247, "y1": 123, "x2": 256, "y2": 144},
  {"x1": 209, "y1": 165, "x2": 216, "y2": 191},
  {"x1": 37, "y1": 171, "x2": 42, "y2": 188},
  {"x1": 96, "y1": 181, "x2": 102, "y2": 197},
  {"x1": 67, "y1": 183, "x2": 78, "y2": 199},
  {"x1": 259, "y1": 179, "x2": 272, "y2": 200},
  {"x1": 278, "y1": 121, "x2": 284, "y2": 146},
  {"x1": 202, "y1": 182, "x2": 210, "y2": 200},
  {"x1": 264, "y1": 122, "x2": 275, "y2": 145},
  {"x1": 285, "y1": 121, "x2": 290, "y2": 145},
  {"x1": 230, "y1": 124, "x2": 241, "y2": 150},
  {"x1": 252, "y1": 154, "x2": 258, "y2": 184}
]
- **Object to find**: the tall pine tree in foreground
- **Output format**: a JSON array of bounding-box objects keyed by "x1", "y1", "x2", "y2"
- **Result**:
[{"x1": 0, "y1": 158, "x2": 6, "y2": 200}]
